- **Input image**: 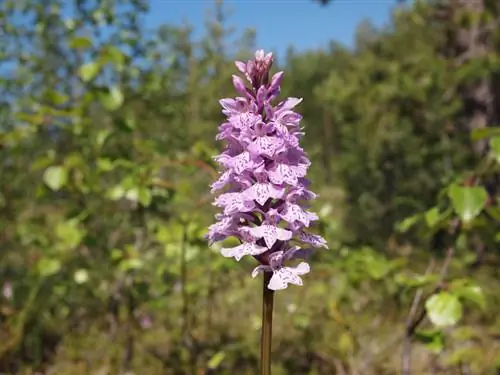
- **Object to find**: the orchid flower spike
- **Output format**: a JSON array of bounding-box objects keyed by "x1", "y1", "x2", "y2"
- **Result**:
[{"x1": 207, "y1": 49, "x2": 328, "y2": 291}]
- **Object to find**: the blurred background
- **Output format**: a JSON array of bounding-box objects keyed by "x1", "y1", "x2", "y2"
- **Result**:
[{"x1": 1, "y1": 0, "x2": 500, "y2": 374}]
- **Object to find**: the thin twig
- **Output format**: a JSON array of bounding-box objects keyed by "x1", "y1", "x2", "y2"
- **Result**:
[{"x1": 402, "y1": 259, "x2": 435, "y2": 375}]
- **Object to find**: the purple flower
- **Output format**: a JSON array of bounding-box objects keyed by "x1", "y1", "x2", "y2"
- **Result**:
[{"x1": 207, "y1": 50, "x2": 328, "y2": 291}]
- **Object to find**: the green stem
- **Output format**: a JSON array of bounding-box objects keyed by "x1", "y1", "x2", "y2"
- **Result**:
[{"x1": 260, "y1": 271, "x2": 274, "y2": 375}]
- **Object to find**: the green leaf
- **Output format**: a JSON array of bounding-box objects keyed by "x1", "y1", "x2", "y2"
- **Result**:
[
  {"x1": 99, "y1": 86, "x2": 124, "y2": 111},
  {"x1": 111, "y1": 249, "x2": 123, "y2": 260},
  {"x1": 138, "y1": 188, "x2": 152, "y2": 207},
  {"x1": 115, "y1": 112, "x2": 136, "y2": 132},
  {"x1": 43, "y1": 166, "x2": 68, "y2": 191},
  {"x1": 32, "y1": 153, "x2": 56, "y2": 171},
  {"x1": 79, "y1": 62, "x2": 100, "y2": 82},
  {"x1": 55, "y1": 220, "x2": 85, "y2": 249},
  {"x1": 448, "y1": 185, "x2": 487, "y2": 223},
  {"x1": 293, "y1": 314, "x2": 310, "y2": 328},
  {"x1": 486, "y1": 206, "x2": 500, "y2": 222},
  {"x1": 425, "y1": 292, "x2": 463, "y2": 327},
  {"x1": 365, "y1": 257, "x2": 391, "y2": 280},
  {"x1": 101, "y1": 45, "x2": 126, "y2": 67},
  {"x1": 97, "y1": 158, "x2": 114, "y2": 172},
  {"x1": 107, "y1": 185, "x2": 125, "y2": 200},
  {"x1": 125, "y1": 188, "x2": 139, "y2": 202},
  {"x1": 119, "y1": 258, "x2": 143, "y2": 271},
  {"x1": 69, "y1": 36, "x2": 92, "y2": 49},
  {"x1": 96, "y1": 129, "x2": 111, "y2": 147},
  {"x1": 37, "y1": 258, "x2": 62, "y2": 277},
  {"x1": 414, "y1": 329, "x2": 444, "y2": 354},
  {"x1": 124, "y1": 113, "x2": 136, "y2": 130},
  {"x1": 470, "y1": 127, "x2": 500, "y2": 141},
  {"x1": 395, "y1": 213, "x2": 421, "y2": 233},
  {"x1": 450, "y1": 281, "x2": 486, "y2": 311},
  {"x1": 395, "y1": 273, "x2": 439, "y2": 288},
  {"x1": 74, "y1": 269, "x2": 89, "y2": 284},
  {"x1": 43, "y1": 89, "x2": 69, "y2": 105},
  {"x1": 490, "y1": 136, "x2": 500, "y2": 162},
  {"x1": 207, "y1": 351, "x2": 226, "y2": 369},
  {"x1": 424, "y1": 207, "x2": 440, "y2": 228}
]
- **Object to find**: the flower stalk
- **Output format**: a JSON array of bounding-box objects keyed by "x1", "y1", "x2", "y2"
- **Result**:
[{"x1": 260, "y1": 271, "x2": 274, "y2": 375}]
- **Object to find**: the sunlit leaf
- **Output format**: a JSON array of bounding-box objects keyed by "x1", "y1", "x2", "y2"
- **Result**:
[
  {"x1": 119, "y1": 258, "x2": 143, "y2": 271},
  {"x1": 425, "y1": 292, "x2": 463, "y2": 327},
  {"x1": 338, "y1": 331, "x2": 355, "y2": 354},
  {"x1": 395, "y1": 213, "x2": 421, "y2": 233},
  {"x1": 97, "y1": 158, "x2": 114, "y2": 172},
  {"x1": 43, "y1": 166, "x2": 68, "y2": 191},
  {"x1": 207, "y1": 351, "x2": 226, "y2": 369},
  {"x1": 138, "y1": 188, "x2": 152, "y2": 207},
  {"x1": 107, "y1": 185, "x2": 125, "y2": 200},
  {"x1": 125, "y1": 188, "x2": 139, "y2": 202},
  {"x1": 37, "y1": 258, "x2": 62, "y2": 277},
  {"x1": 448, "y1": 185, "x2": 487, "y2": 223},
  {"x1": 74, "y1": 269, "x2": 89, "y2": 284},
  {"x1": 79, "y1": 62, "x2": 100, "y2": 82},
  {"x1": 450, "y1": 280, "x2": 486, "y2": 311},
  {"x1": 69, "y1": 36, "x2": 92, "y2": 49},
  {"x1": 424, "y1": 207, "x2": 440, "y2": 228},
  {"x1": 99, "y1": 86, "x2": 124, "y2": 111},
  {"x1": 490, "y1": 136, "x2": 500, "y2": 162},
  {"x1": 96, "y1": 129, "x2": 111, "y2": 147},
  {"x1": 101, "y1": 45, "x2": 126, "y2": 67},
  {"x1": 470, "y1": 127, "x2": 500, "y2": 141}
]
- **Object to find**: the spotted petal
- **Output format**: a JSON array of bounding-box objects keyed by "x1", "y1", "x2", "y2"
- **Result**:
[
  {"x1": 247, "y1": 224, "x2": 292, "y2": 248},
  {"x1": 299, "y1": 232, "x2": 328, "y2": 248},
  {"x1": 231, "y1": 112, "x2": 261, "y2": 130},
  {"x1": 248, "y1": 136, "x2": 286, "y2": 158},
  {"x1": 214, "y1": 192, "x2": 255, "y2": 215},
  {"x1": 206, "y1": 216, "x2": 237, "y2": 244},
  {"x1": 268, "y1": 163, "x2": 299, "y2": 185},
  {"x1": 280, "y1": 203, "x2": 317, "y2": 227},
  {"x1": 230, "y1": 151, "x2": 263, "y2": 174},
  {"x1": 243, "y1": 182, "x2": 284, "y2": 206},
  {"x1": 276, "y1": 97, "x2": 303, "y2": 112},
  {"x1": 288, "y1": 185, "x2": 317, "y2": 201},
  {"x1": 251, "y1": 264, "x2": 272, "y2": 278},
  {"x1": 221, "y1": 242, "x2": 268, "y2": 261},
  {"x1": 210, "y1": 170, "x2": 233, "y2": 192},
  {"x1": 267, "y1": 262, "x2": 310, "y2": 291}
]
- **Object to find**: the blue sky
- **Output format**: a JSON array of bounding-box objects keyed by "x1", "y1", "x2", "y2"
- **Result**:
[{"x1": 145, "y1": 0, "x2": 396, "y2": 58}]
